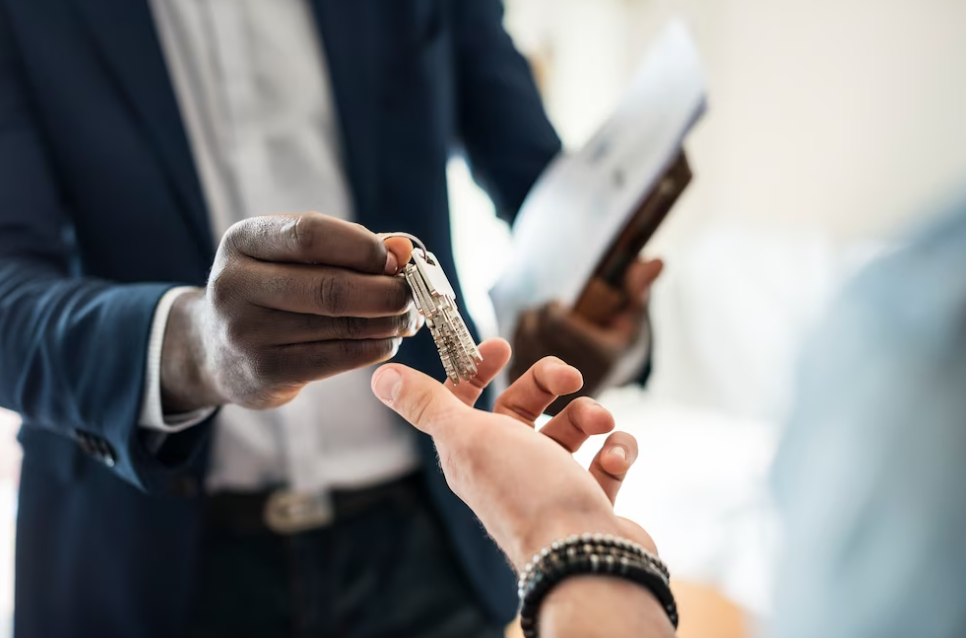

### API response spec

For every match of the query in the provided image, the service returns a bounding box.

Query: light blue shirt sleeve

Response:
[767,205,966,638]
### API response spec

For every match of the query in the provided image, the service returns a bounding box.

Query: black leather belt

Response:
[203,472,422,536]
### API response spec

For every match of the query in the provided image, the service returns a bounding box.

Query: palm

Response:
[371,337,654,568]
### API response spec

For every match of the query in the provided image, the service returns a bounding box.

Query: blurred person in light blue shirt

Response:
[768,200,966,638]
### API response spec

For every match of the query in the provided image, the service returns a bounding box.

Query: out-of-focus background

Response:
[1,0,965,635]
[448,0,966,636]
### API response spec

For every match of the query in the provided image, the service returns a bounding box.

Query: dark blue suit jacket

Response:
[0,1,562,635]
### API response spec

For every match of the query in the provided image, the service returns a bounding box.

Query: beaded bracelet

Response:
[517,533,678,638]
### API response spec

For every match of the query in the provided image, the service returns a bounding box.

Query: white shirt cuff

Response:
[138,286,217,433]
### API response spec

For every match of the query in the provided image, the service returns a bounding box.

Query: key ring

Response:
[381,232,431,264]
[385,231,482,383]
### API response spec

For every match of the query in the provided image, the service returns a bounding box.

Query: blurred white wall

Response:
[506,0,966,241]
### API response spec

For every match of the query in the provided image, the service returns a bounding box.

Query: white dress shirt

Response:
[142,0,419,494]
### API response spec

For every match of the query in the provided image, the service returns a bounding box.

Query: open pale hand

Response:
[371,338,655,570]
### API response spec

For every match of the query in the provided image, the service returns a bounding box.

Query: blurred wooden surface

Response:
[672,580,746,638]
[505,580,747,638]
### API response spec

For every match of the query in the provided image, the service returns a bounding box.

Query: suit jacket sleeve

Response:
[451,0,562,223]
[0,9,209,494]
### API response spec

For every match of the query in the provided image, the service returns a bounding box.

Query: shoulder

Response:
[847,202,966,340]
[802,200,966,393]
[775,200,966,493]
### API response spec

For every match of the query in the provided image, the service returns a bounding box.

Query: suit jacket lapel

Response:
[73,0,215,260]
[310,0,383,226]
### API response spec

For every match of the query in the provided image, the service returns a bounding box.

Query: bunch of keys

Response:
[385,233,482,384]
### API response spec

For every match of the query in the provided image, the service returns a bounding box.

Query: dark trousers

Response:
[184,475,503,638]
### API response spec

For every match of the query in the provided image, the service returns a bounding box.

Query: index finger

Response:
[226,212,390,275]
[380,235,414,274]
[494,356,583,426]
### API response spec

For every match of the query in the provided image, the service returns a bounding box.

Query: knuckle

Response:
[383,279,412,313]
[289,214,317,257]
[208,267,242,309]
[367,238,386,272]
[572,398,614,434]
[222,219,249,254]
[340,315,410,340]
[394,311,416,337]
[335,339,359,365]
[351,222,386,272]
[529,367,559,397]
[375,313,410,339]
[224,316,251,347]
[362,338,397,362]
[250,348,286,383]
[341,316,369,339]
[296,313,323,335]
[316,274,351,315]
[338,338,395,367]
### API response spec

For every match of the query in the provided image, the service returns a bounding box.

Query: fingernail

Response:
[373,368,403,404]
[385,251,399,274]
[610,446,627,461]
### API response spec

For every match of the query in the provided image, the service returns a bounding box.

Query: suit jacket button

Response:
[73,430,93,454]
[96,441,117,466]
[79,433,117,468]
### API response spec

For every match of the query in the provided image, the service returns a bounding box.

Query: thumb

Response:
[371,364,466,436]
[381,236,414,274]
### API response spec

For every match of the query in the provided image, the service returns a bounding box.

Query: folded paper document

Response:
[490,20,707,335]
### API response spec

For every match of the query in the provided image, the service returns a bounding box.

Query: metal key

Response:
[386,234,482,383]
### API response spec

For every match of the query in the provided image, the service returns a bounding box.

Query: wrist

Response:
[540,577,675,638]
[519,534,677,638]
[512,511,622,571]
[160,289,223,413]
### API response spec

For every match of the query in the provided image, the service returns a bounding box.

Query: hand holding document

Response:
[490,20,707,338]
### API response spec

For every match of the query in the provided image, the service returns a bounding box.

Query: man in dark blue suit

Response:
[0,1,659,636]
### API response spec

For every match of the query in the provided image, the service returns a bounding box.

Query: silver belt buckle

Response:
[263,489,334,535]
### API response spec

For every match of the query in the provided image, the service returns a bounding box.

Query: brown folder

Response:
[572,152,692,325]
